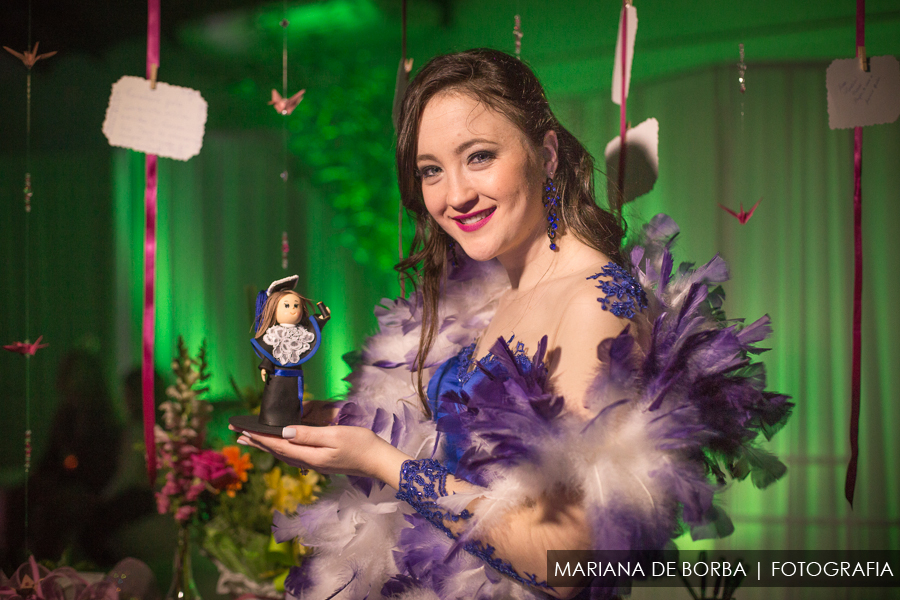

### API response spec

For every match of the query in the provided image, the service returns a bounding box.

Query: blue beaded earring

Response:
[543,178,560,250]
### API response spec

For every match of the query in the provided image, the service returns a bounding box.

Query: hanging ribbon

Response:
[845,0,866,508]
[847,127,862,507]
[845,0,865,508]
[616,1,629,216]
[143,0,160,486]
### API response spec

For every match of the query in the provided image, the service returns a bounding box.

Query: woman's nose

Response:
[446,172,479,213]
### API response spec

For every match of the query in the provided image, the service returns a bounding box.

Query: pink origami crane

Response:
[3,42,57,69]
[719,198,761,224]
[269,89,305,115]
[3,336,49,356]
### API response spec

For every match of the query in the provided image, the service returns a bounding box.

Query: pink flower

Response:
[161,480,180,496]
[185,481,206,501]
[174,505,196,522]
[190,449,237,488]
[156,492,171,514]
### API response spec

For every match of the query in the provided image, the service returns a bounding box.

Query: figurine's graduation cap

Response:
[254,275,299,332]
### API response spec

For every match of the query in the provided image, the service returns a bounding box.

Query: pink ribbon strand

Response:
[142,0,160,487]
[845,0,865,508]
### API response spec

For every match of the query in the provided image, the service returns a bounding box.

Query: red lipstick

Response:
[453,207,496,232]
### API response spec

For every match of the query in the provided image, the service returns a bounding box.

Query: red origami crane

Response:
[719,198,761,224]
[269,89,305,115]
[3,336,49,356]
[3,42,57,69]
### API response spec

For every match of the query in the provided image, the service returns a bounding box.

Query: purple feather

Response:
[372,359,405,369]
[372,407,391,436]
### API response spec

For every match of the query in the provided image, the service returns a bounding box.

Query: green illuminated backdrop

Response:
[1,0,899,584]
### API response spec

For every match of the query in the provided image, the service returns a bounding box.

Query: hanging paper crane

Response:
[3,335,49,356]
[3,41,56,69]
[269,89,305,115]
[719,198,762,224]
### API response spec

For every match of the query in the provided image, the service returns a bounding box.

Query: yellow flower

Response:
[264,466,321,514]
[221,445,253,497]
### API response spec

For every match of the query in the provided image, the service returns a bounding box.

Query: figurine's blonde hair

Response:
[254,290,314,338]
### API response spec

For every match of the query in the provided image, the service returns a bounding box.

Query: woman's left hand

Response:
[233,424,410,487]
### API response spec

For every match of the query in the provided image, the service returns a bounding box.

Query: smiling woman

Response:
[234,49,792,600]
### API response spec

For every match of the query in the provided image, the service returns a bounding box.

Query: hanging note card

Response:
[611,4,638,106]
[826,55,900,129]
[102,76,208,160]
[604,117,659,204]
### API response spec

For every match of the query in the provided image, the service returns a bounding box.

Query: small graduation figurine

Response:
[229,275,330,435]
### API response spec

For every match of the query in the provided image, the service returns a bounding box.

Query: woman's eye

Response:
[468,151,495,165]
[417,165,441,179]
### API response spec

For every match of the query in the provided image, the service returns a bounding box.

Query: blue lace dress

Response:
[397,262,652,589]
[427,338,535,476]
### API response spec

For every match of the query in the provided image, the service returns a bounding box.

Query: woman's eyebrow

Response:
[416,138,495,163]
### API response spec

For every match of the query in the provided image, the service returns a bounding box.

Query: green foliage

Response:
[203,462,277,580]
[286,48,404,271]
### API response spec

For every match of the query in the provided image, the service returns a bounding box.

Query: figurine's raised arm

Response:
[314,301,331,330]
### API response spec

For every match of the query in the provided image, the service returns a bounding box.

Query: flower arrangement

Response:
[155,338,241,522]
[154,337,323,596]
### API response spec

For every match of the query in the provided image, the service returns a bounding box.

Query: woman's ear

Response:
[542,130,559,179]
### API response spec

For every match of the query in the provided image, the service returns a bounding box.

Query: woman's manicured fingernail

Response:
[237,438,249,446]
[282,427,296,439]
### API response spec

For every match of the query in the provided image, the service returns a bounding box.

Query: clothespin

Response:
[149,63,158,89]
[857,46,869,72]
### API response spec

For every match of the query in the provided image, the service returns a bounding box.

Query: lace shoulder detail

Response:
[586,261,648,319]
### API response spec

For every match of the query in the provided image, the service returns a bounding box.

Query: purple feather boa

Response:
[274,214,792,600]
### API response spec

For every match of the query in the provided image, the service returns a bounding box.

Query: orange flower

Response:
[221,446,253,497]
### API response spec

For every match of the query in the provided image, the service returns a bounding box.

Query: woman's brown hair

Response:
[254,290,315,338]
[395,48,625,416]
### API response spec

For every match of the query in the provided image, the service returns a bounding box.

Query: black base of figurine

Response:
[229,414,292,436]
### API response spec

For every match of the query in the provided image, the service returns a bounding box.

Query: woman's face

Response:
[416,92,554,264]
[274,293,303,325]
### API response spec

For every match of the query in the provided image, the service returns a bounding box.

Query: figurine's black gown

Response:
[252,314,327,426]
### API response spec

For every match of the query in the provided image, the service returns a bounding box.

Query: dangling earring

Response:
[543,177,560,250]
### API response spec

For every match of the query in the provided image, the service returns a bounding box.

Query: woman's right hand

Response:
[261,370,267,382]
